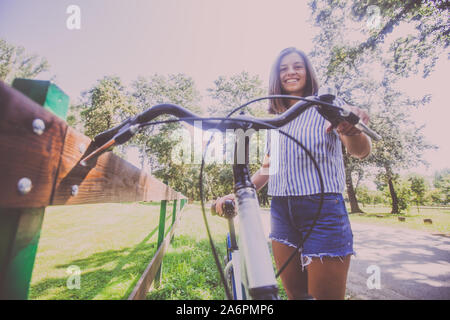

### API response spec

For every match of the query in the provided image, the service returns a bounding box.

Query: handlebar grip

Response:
[210,199,236,218]
[93,118,134,147]
[355,121,382,141]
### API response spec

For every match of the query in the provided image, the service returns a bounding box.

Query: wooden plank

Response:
[0,81,67,208]
[127,202,185,300]
[0,207,45,299]
[51,127,185,205]
[0,81,187,208]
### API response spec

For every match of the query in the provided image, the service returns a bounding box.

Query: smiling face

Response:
[279,52,307,96]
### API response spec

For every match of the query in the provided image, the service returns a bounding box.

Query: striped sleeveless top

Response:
[265,103,346,196]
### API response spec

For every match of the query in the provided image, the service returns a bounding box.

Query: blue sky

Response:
[0,0,315,98]
[0,0,448,175]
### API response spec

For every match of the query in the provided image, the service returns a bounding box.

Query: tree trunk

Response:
[346,169,364,213]
[385,166,399,214]
[343,151,363,213]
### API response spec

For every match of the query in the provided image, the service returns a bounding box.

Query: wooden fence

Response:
[0,79,187,300]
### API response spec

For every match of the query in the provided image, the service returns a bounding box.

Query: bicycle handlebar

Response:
[81,94,381,165]
[92,97,315,147]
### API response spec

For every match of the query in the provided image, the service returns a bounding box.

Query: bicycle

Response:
[80,88,381,300]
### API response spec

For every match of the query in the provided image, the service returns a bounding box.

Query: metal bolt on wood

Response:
[71,185,79,196]
[32,119,45,135]
[17,177,32,195]
[78,143,86,154]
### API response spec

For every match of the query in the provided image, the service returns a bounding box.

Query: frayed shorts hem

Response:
[270,236,356,270]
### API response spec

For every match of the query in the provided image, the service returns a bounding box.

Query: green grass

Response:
[146,204,288,299]
[30,202,175,300]
[29,202,288,300]
[145,204,229,299]
[348,205,450,235]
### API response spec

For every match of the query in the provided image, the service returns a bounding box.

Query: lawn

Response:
[30,202,287,300]
[30,201,176,300]
[145,204,288,300]
[348,205,450,235]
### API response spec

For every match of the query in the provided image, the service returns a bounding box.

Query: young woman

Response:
[215,47,371,300]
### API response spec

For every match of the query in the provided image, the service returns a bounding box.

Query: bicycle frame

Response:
[226,131,279,300]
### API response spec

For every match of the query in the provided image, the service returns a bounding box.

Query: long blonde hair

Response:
[268,47,319,114]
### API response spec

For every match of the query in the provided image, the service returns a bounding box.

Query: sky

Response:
[0,0,448,177]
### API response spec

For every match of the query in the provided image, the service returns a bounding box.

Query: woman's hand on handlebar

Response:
[215,194,235,217]
[326,105,370,136]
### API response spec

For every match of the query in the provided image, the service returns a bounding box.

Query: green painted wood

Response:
[154,200,167,288]
[12,78,69,120]
[0,79,69,299]
[0,208,45,299]
[171,200,178,226]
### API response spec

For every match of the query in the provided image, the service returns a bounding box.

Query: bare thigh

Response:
[307,255,351,300]
[271,240,308,300]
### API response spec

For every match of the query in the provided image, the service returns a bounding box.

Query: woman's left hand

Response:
[326,106,369,136]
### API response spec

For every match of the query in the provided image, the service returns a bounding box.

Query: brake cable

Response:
[196,115,324,288]
[136,96,325,299]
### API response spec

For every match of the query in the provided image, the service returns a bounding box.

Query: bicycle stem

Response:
[232,132,279,300]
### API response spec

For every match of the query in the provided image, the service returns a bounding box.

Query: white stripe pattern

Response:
[265,103,346,196]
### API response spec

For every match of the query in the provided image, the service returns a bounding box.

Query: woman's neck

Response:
[287,93,304,109]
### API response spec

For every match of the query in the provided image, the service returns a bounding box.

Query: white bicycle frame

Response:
[222,132,279,300]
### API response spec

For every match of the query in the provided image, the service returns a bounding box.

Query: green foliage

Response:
[356,185,386,206]
[308,0,442,214]
[0,38,50,83]
[383,178,412,212]
[205,71,268,201]
[408,174,428,207]
[207,71,268,117]
[131,73,202,194]
[311,0,448,79]
[80,76,137,139]
[355,185,371,206]
[433,168,450,204]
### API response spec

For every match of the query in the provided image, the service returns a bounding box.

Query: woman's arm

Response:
[252,154,270,191]
[339,132,372,159]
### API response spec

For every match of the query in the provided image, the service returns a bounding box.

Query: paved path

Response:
[347,222,450,300]
[259,210,450,300]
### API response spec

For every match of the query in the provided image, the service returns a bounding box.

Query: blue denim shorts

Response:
[269,194,355,266]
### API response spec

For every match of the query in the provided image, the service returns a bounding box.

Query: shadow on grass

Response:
[30,222,164,300]
[146,235,227,300]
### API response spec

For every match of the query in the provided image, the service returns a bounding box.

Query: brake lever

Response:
[315,88,381,141]
[316,104,381,141]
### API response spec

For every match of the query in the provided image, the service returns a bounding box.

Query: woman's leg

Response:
[307,255,351,300]
[271,240,309,300]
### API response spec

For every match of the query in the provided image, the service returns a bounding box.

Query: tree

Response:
[408,174,428,211]
[131,74,203,198]
[207,71,268,117]
[433,168,450,204]
[383,177,412,213]
[310,0,448,79]
[0,38,50,83]
[80,75,137,139]
[308,0,441,213]
[207,72,268,202]
[356,185,371,207]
